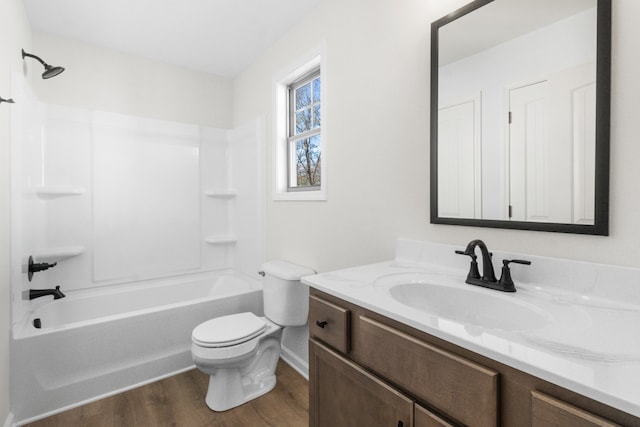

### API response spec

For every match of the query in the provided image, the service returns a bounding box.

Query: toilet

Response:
[191,260,314,411]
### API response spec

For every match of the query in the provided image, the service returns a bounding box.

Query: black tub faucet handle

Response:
[27,255,57,282]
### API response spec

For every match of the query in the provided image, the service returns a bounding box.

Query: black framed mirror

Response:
[430,0,611,235]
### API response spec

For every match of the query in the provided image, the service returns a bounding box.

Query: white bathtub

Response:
[11,270,263,425]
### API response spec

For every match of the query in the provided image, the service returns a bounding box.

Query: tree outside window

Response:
[288,71,321,190]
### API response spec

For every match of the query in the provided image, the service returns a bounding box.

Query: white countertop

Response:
[302,240,640,418]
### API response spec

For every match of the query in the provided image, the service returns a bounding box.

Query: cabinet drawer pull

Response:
[316,320,328,328]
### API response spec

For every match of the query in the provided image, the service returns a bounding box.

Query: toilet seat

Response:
[192,312,266,348]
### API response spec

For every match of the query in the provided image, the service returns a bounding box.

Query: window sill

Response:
[273,189,326,201]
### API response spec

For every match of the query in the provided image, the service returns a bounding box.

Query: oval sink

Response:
[389,282,549,332]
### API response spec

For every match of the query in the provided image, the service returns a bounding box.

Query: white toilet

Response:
[191,260,314,411]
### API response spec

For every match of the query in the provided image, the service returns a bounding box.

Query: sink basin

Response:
[389,282,549,332]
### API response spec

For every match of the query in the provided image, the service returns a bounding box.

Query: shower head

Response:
[21,49,65,79]
[0,96,15,104]
[42,64,65,79]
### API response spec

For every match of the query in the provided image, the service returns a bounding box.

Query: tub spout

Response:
[29,285,65,300]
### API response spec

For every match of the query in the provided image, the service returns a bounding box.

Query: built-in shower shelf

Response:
[205,236,237,245]
[34,185,86,199]
[205,190,237,199]
[33,245,85,262]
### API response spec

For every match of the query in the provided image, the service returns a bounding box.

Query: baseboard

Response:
[280,347,309,380]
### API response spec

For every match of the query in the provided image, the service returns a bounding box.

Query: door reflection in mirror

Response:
[434,0,605,231]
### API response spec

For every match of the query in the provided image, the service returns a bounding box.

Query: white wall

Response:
[31,32,233,129]
[234,0,436,271]
[234,0,640,272]
[0,0,32,422]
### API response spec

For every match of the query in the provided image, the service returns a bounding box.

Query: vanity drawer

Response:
[309,295,351,353]
[531,391,621,427]
[356,316,499,427]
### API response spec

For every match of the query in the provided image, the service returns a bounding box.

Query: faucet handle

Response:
[498,259,531,292]
[504,259,531,266]
[28,255,57,282]
[455,250,481,280]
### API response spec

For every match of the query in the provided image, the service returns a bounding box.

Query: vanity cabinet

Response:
[309,289,639,427]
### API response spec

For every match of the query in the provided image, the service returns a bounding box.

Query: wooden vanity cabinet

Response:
[309,289,640,427]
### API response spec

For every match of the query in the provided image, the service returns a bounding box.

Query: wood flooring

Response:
[25,360,308,427]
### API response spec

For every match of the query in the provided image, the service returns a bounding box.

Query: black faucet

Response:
[456,240,530,292]
[29,286,65,300]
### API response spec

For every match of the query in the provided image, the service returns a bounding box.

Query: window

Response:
[273,44,326,201]
[288,70,321,191]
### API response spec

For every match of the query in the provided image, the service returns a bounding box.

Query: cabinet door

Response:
[531,391,621,427]
[310,339,413,427]
[415,404,458,427]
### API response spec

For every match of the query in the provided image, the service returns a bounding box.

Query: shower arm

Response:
[21,49,49,67]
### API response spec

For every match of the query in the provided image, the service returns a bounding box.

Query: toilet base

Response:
[202,336,281,411]
[205,368,277,412]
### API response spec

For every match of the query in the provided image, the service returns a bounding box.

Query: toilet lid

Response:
[192,312,267,348]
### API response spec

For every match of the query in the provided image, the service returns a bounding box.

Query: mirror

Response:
[430,0,611,235]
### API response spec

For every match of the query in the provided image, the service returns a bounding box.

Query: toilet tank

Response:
[261,260,315,326]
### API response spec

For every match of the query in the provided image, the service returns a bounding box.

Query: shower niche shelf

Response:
[205,236,237,245]
[204,190,237,199]
[33,245,85,262]
[34,185,86,199]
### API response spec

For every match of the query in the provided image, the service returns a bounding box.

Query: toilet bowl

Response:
[191,261,314,411]
[191,312,283,411]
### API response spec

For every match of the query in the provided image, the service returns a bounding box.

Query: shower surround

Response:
[9,73,266,423]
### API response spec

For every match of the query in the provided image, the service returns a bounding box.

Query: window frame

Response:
[272,44,326,201]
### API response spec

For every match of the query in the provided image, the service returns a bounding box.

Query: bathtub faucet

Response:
[28,255,57,281]
[29,285,65,300]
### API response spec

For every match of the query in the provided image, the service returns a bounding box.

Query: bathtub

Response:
[11,270,263,425]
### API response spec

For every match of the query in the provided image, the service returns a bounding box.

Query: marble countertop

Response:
[302,240,640,418]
